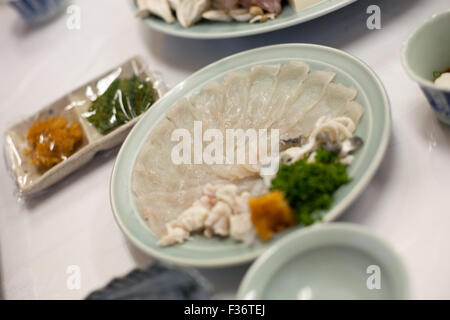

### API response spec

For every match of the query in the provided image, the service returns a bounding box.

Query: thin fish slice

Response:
[137,186,204,237]
[343,100,364,125]
[189,81,224,130]
[295,82,358,136]
[263,61,310,128]
[222,70,250,129]
[133,119,177,195]
[243,64,280,129]
[166,98,199,131]
[271,70,336,135]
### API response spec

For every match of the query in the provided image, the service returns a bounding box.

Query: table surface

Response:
[1,0,449,300]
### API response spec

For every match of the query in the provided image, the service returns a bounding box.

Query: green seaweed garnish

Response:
[270,147,350,226]
[85,75,155,134]
[433,71,443,81]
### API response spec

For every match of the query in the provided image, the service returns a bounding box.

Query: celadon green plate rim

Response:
[110,43,391,268]
[129,0,358,39]
[237,223,409,299]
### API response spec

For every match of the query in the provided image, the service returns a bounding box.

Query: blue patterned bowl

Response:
[402,10,450,125]
[8,0,69,25]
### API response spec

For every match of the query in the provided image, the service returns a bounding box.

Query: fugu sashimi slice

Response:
[166,97,200,131]
[189,81,224,129]
[271,70,335,135]
[176,162,224,188]
[222,70,250,129]
[292,82,358,137]
[211,164,258,181]
[132,166,180,195]
[133,119,175,174]
[243,64,280,129]
[343,100,364,126]
[263,61,310,128]
[137,187,204,237]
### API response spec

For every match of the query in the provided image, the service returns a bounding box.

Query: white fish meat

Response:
[177,0,211,28]
[136,0,175,24]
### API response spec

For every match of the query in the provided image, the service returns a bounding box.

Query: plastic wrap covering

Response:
[4,56,167,196]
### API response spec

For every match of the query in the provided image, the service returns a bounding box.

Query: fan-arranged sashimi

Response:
[132,60,365,246]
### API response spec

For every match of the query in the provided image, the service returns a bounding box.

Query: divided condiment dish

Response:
[4,56,166,195]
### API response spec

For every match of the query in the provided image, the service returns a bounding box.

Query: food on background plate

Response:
[84,75,156,135]
[135,0,323,28]
[25,117,83,171]
[433,67,450,90]
[132,60,364,247]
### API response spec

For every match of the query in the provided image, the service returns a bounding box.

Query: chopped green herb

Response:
[85,75,155,134]
[433,71,443,81]
[270,147,350,226]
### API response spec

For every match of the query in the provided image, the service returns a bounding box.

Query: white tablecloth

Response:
[1,0,449,300]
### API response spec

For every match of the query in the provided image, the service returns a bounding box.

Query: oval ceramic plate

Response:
[111,44,391,267]
[130,0,358,39]
[237,223,409,299]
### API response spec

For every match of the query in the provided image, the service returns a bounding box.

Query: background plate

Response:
[110,44,391,267]
[130,0,358,39]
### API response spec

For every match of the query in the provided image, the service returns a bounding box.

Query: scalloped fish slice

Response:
[166,98,200,130]
[189,81,224,129]
[243,64,280,129]
[137,187,204,237]
[212,163,258,181]
[222,70,250,129]
[344,100,364,125]
[133,119,178,195]
[133,119,175,173]
[271,70,335,135]
[263,61,310,128]
[289,82,359,137]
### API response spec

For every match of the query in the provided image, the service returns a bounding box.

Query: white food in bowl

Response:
[434,72,450,90]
